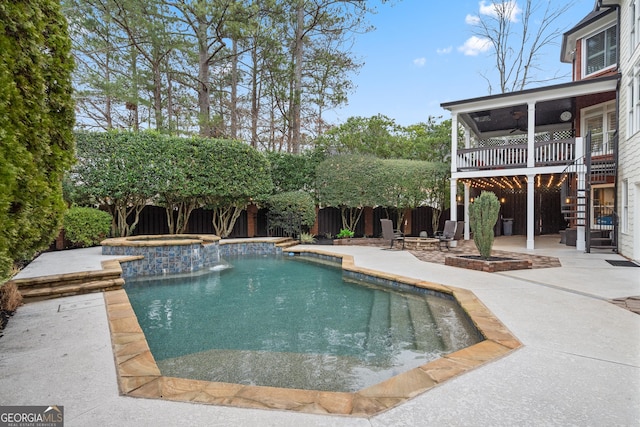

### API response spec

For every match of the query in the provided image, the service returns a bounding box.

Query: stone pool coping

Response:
[101,234,221,247]
[104,247,521,417]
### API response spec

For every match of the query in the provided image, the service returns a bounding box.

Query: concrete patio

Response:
[1,235,639,426]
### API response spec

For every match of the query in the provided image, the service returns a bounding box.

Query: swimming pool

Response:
[125,254,480,392]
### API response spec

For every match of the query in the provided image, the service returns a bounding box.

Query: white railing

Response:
[534,139,575,166]
[457,138,576,171]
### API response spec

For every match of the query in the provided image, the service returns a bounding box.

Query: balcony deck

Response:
[457,138,576,171]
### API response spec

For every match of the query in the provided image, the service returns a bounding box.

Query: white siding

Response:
[617,0,640,261]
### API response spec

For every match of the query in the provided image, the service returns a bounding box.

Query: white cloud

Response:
[465,14,480,25]
[458,36,491,56]
[479,0,521,23]
[437,46,453,55]
[413,57,427,67]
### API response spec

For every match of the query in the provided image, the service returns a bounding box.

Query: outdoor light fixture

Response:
[472,111,491,122]
[560,111,573,122]
[500,197,506,203]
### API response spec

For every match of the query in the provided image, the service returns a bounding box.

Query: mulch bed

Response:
[0,309,14,337]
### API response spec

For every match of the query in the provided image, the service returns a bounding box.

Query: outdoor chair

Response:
[380,219,405,249]
[435,220,458,251]
[455,221,465,240]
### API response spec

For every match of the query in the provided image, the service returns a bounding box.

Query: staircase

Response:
[560,131,617,252]
[275,237,299,249]
[10,262,125,302]
[365,292,448,355]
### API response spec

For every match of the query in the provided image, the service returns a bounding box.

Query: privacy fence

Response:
[122,195,566,239]
[128,205,457,239]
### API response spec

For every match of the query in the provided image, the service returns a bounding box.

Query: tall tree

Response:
[0,0,76,279]
[64,0,381,144]
[283,0,373,153]
[469,0,574,93]
[166,0,247,137]
[110,0,179,131]
[315,114,404,158]
[64,0,125,130]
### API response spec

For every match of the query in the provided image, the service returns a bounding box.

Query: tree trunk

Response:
[197,20,212,137]
[130,46,139,131]
[230,38,238,140]
[211,205,243,238]
[250,44,259,148]
[152,59,163,131]
[290,2,304,153]
[166,66,173,134]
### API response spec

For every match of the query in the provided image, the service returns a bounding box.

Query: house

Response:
[441,0,639,263]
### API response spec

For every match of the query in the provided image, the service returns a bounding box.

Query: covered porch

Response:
[441,75,618,250]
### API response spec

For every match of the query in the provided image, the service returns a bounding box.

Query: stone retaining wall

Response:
[445,256,532,272]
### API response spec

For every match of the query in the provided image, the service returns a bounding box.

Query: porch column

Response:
[450,112,459,223]
[450,178,458,221]
[527,173,535,250]
[464,182,470,240]
[527,102,536,168]
[451,113,458,174]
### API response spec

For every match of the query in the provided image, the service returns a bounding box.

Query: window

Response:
[632,1,637,53]
[583,103,616,155]
[592,185,615,229]
[585,25,617,76]
[628,78,634,136]
[632,1,640,53]
[628,65,640,135]
[622,179,629,233]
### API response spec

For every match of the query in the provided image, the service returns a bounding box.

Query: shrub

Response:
[267,191,316,237]
[0,282,22,313]
[336,229,354,239]
[469,191,500,259]
[63,207,112,248]
[0,0,75,281]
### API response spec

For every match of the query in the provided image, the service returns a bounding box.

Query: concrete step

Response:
[590,245,616,250]
[19,278,125,302]
[9,260,125,302]
[366,290,390,353]
[13,269,122,290]
[406,297,441,352]
[275,238,299,249]
[389,293,414,348]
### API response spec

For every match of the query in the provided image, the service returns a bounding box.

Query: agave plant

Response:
[298,232,317,244]
[469,191,500,259]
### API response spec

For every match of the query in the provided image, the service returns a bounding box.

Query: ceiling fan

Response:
[510,110,526,133]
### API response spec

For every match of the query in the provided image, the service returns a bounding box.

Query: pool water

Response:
[125,255,480,392]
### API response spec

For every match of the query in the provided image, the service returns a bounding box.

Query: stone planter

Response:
[445,255,532,273]
[332,237,386,246]
[313,238,334,245]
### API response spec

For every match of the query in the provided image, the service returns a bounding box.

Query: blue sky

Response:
[325,0,595,126]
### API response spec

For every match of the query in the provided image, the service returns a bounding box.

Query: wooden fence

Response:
[124,191,565,239]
